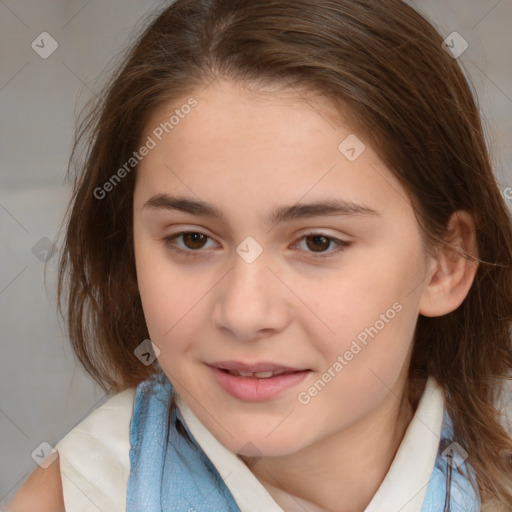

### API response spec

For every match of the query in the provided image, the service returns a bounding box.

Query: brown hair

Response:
[58,0,512,506]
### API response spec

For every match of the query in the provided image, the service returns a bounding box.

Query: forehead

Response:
[134,79,411,221]
[143,79,344,146]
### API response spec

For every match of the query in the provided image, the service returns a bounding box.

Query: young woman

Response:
[9,0,512,510]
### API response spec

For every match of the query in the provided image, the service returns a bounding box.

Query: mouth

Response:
[207,361,311,401]
[209,360,308,373]
[221,368,294,378]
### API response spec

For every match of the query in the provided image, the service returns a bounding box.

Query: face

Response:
[133,79,433,457]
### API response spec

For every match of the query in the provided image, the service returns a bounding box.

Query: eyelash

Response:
[162,231,351,259]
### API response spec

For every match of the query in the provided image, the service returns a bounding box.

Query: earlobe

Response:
[419,211,479,318]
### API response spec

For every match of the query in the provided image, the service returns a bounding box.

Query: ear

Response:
[419,211,479,317]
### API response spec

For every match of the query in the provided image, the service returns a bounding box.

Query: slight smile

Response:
[207,361,312,402]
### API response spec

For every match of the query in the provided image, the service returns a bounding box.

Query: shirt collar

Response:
[364,376,445,512]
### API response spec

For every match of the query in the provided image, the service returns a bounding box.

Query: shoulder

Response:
[8,387,136,512]
[7,456,64,512]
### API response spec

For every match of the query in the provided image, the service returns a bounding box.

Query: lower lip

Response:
[209,366,311,402]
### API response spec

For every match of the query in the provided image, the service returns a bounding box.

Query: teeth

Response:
[227,369,287,378]
[254,371,275,378]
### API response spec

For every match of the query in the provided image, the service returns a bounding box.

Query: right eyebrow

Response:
[143,194,226,221]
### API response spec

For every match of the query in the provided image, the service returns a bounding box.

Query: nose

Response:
[212,251,290,342]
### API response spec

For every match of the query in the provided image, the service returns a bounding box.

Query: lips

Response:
[209,361,307,373]
[208,361,311,401]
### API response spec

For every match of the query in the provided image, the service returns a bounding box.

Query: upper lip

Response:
[209,361,308,373]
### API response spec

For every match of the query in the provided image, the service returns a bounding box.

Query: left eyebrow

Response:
[269,199,380,224]
[142,194,380,226]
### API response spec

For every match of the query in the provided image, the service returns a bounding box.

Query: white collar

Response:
[364,376,445,511]
[176,376,445,512]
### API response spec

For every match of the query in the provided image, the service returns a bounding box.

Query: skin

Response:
[132,79,477,511]
[8,456,64,511]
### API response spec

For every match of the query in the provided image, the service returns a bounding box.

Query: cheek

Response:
[298,284,416,433]
[134,239,213,361]
[312,264,403,341]
[134,237,180,338]
[308,243,423,378]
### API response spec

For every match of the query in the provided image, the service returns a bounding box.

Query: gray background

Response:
[1,0,511,503]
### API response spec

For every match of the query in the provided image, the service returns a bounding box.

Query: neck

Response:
[243,377,419,512]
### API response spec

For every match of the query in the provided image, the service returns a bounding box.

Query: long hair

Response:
[58,0,512,506]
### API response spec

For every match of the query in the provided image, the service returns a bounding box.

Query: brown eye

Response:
[163,230,219,257]
[294,232,350,258]
[305,234,331,252]
[182,232,208,249]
